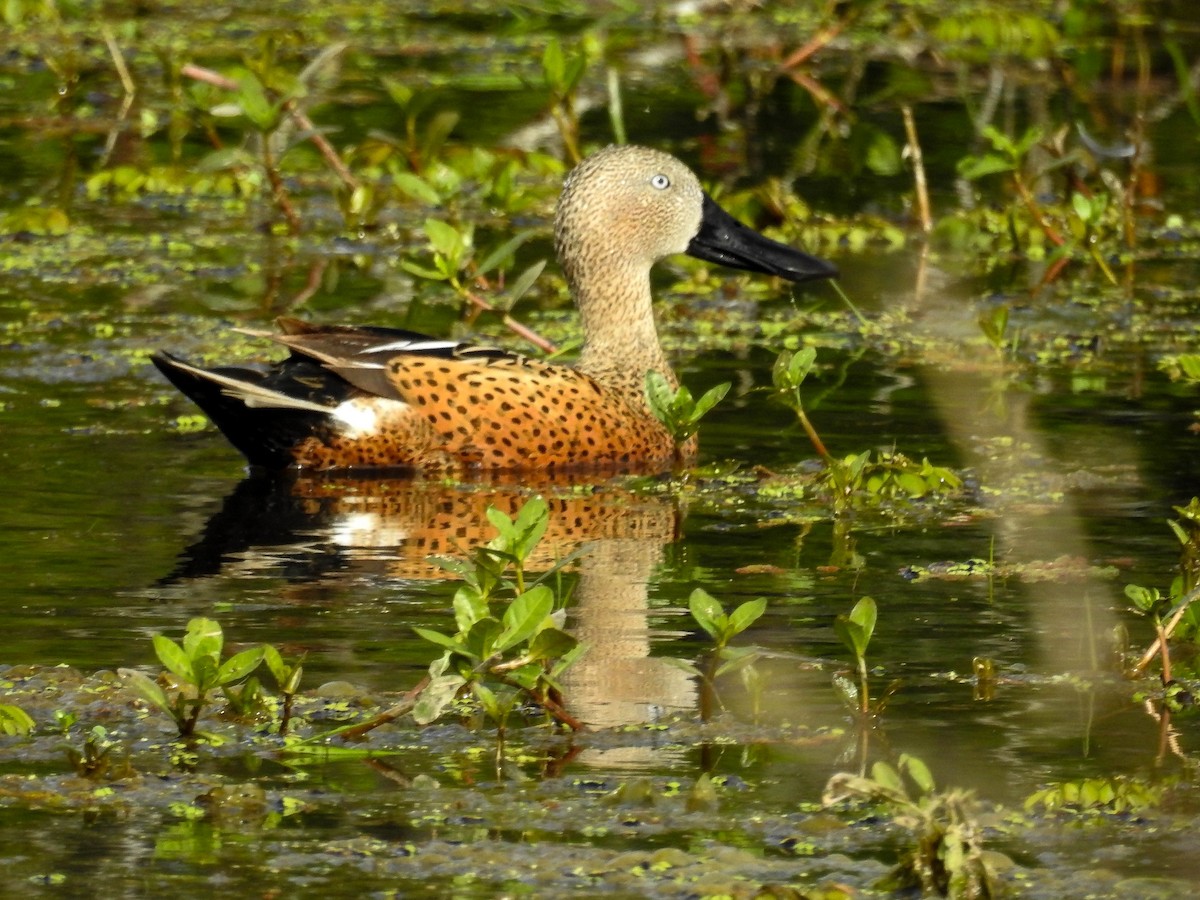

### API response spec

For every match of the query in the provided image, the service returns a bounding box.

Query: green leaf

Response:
[485,505,517,547]
[412,674,466,725]
[152,635,195,684]
[262,645,286,684]
[380,75,413,108]
[424,218,467,262]
[727,597,767,637]
[714,645,761,679]
[414,626,463,653]
[0,704,35,736]
[182,618,223,661]
[660,657,704,679]
[956,153,1014,180]
[472,681,502,720]
[870,761,905,795]
[121,668,175,717]
[393,172,442,205]
[420,109,459,161]
[216,646,266,686]
[511,497,549,562]
[399,260,450,281]
[549,638,588,678]
[1071,191,1093,222]
[864,128,901,176]
[505,259,547,306]
[833,615,864,660]
[528,627,578,662]
[848,596,877,645]
[453,586,489,633]
[235,75,279,131]
[899,753,935,794]
[464,617,503,661]
[688,588,725,640]
[476,231,533,277]
[644,370,678,430]
[1124,584,1159,613]
[497,585,554,652]
[773,347,816,394]
[503,661,543,690]
[542,39,565,88]
[690,381,731,422]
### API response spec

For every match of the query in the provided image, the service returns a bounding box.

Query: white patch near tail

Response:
[331,397,382,436]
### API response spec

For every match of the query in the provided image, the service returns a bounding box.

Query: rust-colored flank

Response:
[153,145,836,474]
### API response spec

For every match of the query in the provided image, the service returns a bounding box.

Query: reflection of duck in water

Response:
[161,473,679,583]
[161,474,695,734]
[152,145,835,474]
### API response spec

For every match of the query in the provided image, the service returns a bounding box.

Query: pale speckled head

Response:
[554,145,707,277]
[554,144,838,289]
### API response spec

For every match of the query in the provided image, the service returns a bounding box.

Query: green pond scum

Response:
[4,0,1200,897]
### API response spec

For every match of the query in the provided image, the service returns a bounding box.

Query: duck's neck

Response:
[572,266,677,399]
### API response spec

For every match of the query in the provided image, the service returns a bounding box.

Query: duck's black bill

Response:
[686,193,838,283]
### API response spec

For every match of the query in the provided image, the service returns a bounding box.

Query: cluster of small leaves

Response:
[400,217,544,305]
[824,755,999,899]
[0,703,36,736]
[64,725,128,778]
[827,450,963,503]
[120,617,301,737]
[1025,776,1163,815]
[645,370,731,461]
[413,497,585,730]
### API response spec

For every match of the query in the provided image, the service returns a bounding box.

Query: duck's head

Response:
[554,144,838,286]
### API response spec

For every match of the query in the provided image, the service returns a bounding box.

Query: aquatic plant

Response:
[1126,498,1200,682]
[412,497,585,732]
[667,588,768,719]
[63,725,129,778]
[121,617,266,738]
[824,754,999,899]
[1025,774,1163,815]
[833,595,877,718]
[262,646,304,735]
[644,372,731,468]
[772,348,963,506]
[322,498,586,749]
[0,703,35,736]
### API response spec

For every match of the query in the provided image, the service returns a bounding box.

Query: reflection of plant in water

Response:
[824,754,1000,899]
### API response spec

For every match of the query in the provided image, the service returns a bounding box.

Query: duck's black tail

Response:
[151,352,348,468]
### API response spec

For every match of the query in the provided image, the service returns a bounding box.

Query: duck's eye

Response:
[649,173,670,190]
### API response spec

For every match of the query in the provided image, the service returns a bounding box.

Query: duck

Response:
[152,144,837,474]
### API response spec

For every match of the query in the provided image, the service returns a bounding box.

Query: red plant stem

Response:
[464,290,558,355]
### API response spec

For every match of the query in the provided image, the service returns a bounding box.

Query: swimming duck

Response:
[152,145,836,473]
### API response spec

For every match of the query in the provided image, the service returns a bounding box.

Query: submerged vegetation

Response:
[4,0,1200,896]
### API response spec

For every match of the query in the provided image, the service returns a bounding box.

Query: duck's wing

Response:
[253,317,515,403]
